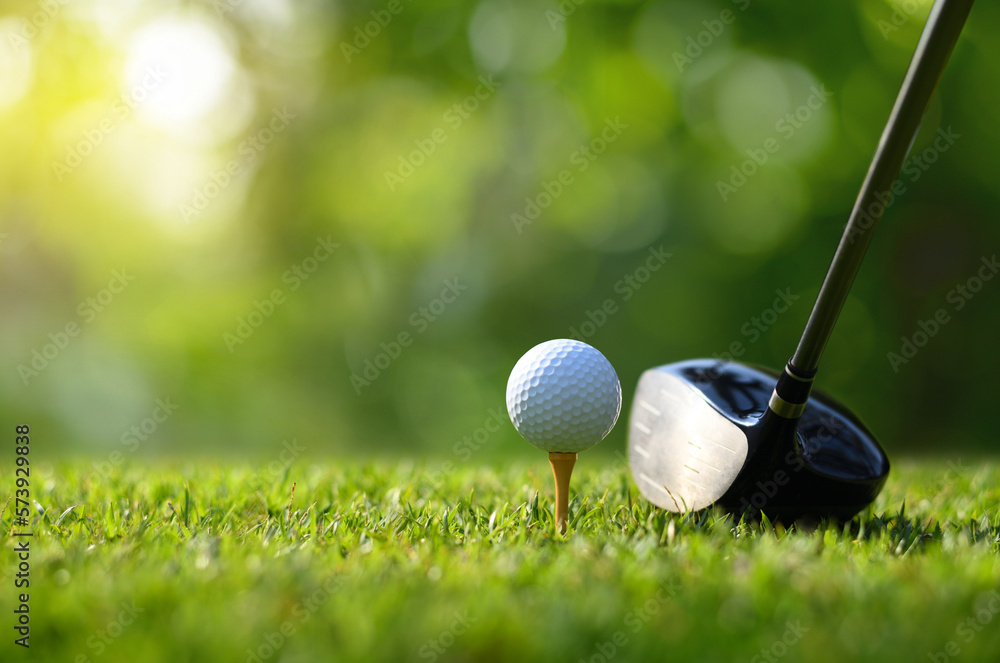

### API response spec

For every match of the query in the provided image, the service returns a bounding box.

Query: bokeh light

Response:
[0,18,33,111]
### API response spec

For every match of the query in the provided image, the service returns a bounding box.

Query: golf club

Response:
[628,0,975,519]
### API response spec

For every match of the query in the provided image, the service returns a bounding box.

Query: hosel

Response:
[717,362,815,513]
[767,361,817,421]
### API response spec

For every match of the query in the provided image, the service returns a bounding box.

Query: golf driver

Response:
[628,0,975,519]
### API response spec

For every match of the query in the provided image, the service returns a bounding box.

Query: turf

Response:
[2,458,999,663]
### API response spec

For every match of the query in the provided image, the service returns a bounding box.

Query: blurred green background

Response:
[1,0,997,465]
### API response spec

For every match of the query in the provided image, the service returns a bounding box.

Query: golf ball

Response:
[506,339,622,453]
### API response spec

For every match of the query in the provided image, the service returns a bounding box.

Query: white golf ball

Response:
[506,339,622,453]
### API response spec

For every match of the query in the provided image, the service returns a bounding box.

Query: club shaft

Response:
[790,0,974,375]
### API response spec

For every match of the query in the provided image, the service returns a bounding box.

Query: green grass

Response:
[3,458,1000,662]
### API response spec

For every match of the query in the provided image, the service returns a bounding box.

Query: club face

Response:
[628,363,751,511]
[628,359,890,519]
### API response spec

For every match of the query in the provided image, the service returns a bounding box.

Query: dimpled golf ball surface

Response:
[506,339,622,453]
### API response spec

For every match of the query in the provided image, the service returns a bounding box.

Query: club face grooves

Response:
[628,363,750,512]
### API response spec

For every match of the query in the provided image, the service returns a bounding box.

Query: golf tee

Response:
[548,452,577,534]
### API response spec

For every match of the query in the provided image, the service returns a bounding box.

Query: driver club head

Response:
[628,359,889,520]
